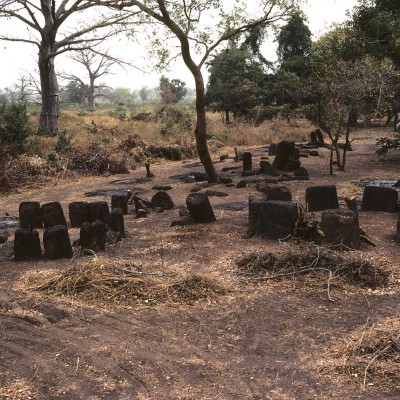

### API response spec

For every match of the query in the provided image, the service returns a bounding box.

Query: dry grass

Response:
[0,377,35,400]
[207,114,313,148]
[236,246,389,290]
[328,318,400,389]
[31,258,227,308]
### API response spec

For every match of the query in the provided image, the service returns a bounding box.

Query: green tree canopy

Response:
[206,46,266,122]
[159,76,188,104]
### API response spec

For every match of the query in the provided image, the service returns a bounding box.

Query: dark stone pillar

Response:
[41,201,67,228]
[151,191,174,210]
[88,201,110,225]
[248,194,266,236]
[361,186,398,212]
[43,225,73,259]
[110,208,125,237]
[14,228,41,261]
[69,201,90,228]
[79,220,107,251]
[186,193,216,223]
[242,152,252,172]
[257,200,298,239]
[111,194,128,215]
[305,185,339,212]
[19,201,43,229]
[321,209,361,249]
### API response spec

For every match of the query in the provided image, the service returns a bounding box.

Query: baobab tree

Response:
[63,49,130,111]
[98,0,298,182]
[0,0,130,135]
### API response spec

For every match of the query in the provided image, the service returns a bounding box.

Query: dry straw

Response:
[32,258,226,308]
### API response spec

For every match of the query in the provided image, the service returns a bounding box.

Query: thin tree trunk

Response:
[88,77,95,111]
[340,112,352,171]
[193,72,219,183]
[225,110,230,124]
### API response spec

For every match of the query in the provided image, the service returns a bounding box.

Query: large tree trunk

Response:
[38,34,59,136]
[193,71,219,183]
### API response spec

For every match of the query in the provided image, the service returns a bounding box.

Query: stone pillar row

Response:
[14,195,129,261]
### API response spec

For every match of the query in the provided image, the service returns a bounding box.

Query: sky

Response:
[0,0,358,92]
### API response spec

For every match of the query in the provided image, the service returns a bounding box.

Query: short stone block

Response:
[256,183,292,201]
[321,209,361,249]
[186,193,216,223]
[151,191,174,210]
[306,185,339,212]
[259,161,279,176]
[69,201,90,228]
[248,194,266,235]
[19,201,43,229]
[42,201,67,228]
[80,220,107,251]
[14,228,41,261]
[361,186,398,213]
[43,225,73,259]
[242,152,252,172]
[110,208,125,237]
[88,201,110,225]
[111,194,128,215]
[257,200,298,239]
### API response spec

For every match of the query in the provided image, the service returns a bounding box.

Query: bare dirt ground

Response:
[0,127,399,399]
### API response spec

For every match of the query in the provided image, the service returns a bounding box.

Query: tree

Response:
[100,0,297,183]
[139,86,150,102]
[206,46,266,123]
[0,1,130,135]
[159,76,188,104]
[276,11,312,77]
[4,75,37,103]
[63,49,128,111]
[109,87,136,105]
[60,81,87,104]
[310,28,398,174]
[351,0,400,126]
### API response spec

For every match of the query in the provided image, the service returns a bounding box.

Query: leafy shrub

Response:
[376,134,400,156]
[0,102,32,154]
[109,103,127,121]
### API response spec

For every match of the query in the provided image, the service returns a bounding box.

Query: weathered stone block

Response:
[42,201,67,228]
[14,228,41,261]
[69,201,90,228]
[19,201,43,229]
[257,200,298,239]
[111,194,128,215]
[110,208,125,237]
[256,183,292,201]
[321,209,361,249]
[361,186,398,213]
[305,185,339,212]
[43,225,73,259]
[186,193,216,223]
[248,194,266,236]
[88,201,110,225]
[243,152,252,172]
[151,191,174,210]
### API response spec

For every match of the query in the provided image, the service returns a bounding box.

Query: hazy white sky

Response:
[0,0,357,91]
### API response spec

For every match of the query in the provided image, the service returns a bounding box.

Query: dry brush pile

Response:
[328,318,400,389]
[31,259,226,308]
[236,246,389,298]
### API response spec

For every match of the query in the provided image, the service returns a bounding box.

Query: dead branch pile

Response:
[67,143,129,175]
[236,246,388,289]
[331,318,400,388]
[33,260,226,307]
